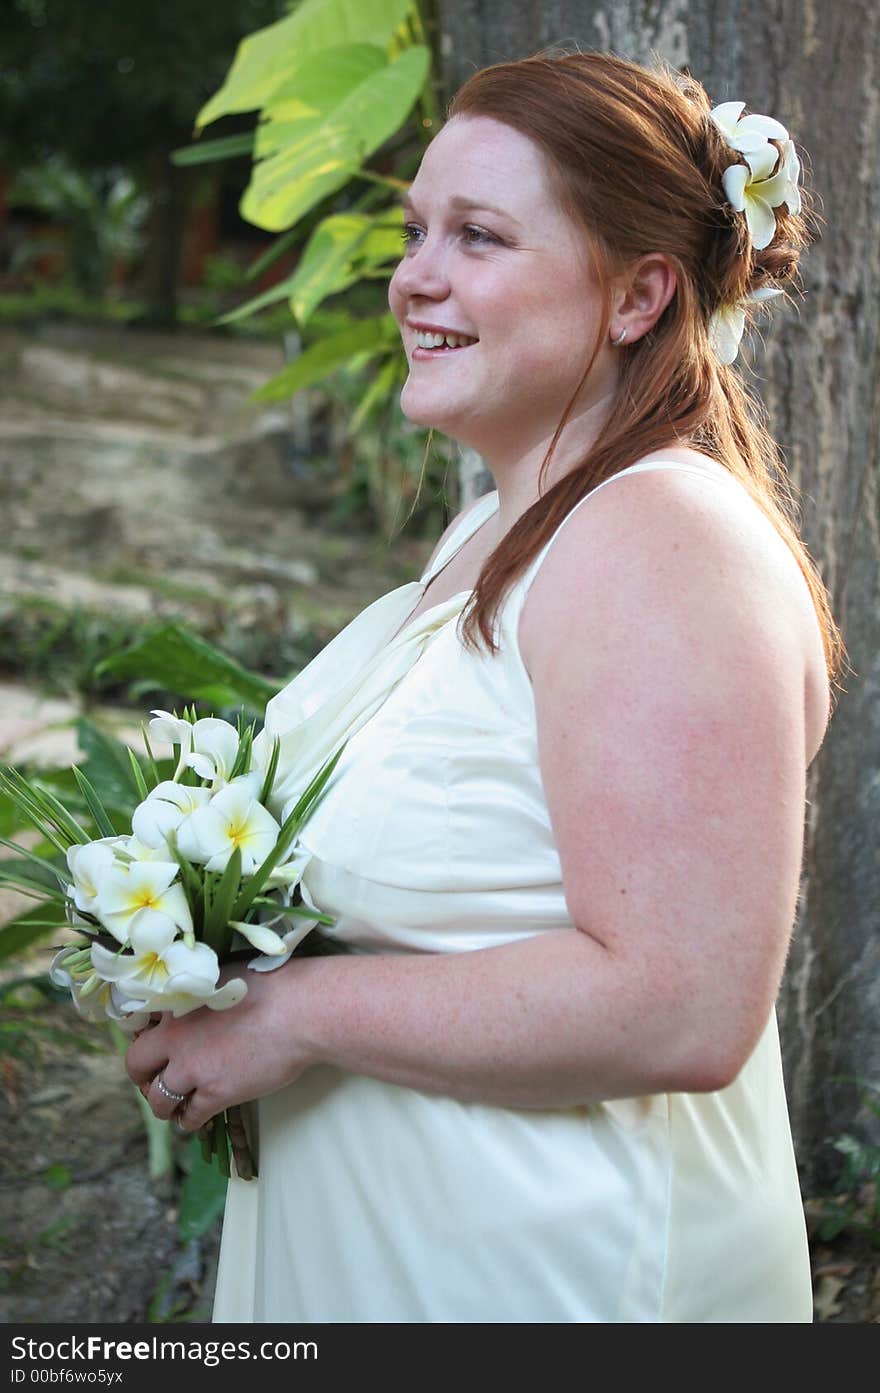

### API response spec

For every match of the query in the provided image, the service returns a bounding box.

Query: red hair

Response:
[441,50,844,688]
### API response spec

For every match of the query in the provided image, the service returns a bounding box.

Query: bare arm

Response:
[129,472,816,1125]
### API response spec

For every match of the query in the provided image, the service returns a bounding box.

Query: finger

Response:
[148,1072,192,1122]
[125,1023,171,1089]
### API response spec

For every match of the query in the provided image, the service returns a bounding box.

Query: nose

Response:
[389,234,451,307]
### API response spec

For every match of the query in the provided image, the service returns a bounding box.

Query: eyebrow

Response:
[400,193,523,228]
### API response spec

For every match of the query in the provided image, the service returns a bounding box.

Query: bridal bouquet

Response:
[0,708,343,1180]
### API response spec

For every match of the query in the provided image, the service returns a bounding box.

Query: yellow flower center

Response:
[227,819,248,848]
[142,952,168,983]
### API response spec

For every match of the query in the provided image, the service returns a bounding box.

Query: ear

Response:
[609,255,678,345]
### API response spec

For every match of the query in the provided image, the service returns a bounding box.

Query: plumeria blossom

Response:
[247,877,324,973]
[709,285,784,365]
[131,780,212,851]
[90,909,243,1014]
[66,839,125,915]
[176,779,281,875]
[91,914,246,1017]
[710,101,789,155]
[721,162,786,250]
[710,101,798,250]
[91,858,193,943]
[149,710,241,788]
[50,944,150,1033]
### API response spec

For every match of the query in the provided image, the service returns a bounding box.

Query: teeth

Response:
[414,330,476,350]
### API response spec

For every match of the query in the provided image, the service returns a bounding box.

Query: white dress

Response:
[212,458,814,1323]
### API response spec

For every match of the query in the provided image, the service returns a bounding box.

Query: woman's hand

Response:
[125,958,321,1132]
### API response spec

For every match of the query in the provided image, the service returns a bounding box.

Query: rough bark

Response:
[434,0,880,1183]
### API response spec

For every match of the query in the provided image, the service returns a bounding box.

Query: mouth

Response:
[411,329,479,354]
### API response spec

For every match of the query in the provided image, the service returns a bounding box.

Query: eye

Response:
[401,224,425,249]
[462,225,498,247]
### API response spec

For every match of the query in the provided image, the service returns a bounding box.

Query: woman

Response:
[127,51,842,1322]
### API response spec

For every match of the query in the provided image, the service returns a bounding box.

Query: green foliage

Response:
[194,0,416,128]
[180,0,437,477]
[177,1142,229,1241]
[812,1080,880,1246]
[94,622,282,714]
[8,155,148,300]
[253,312,401,400]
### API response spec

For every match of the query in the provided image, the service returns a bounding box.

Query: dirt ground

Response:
[0,1004,221,1325]
[0,994,877,1326]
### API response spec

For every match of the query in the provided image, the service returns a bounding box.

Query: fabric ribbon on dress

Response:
[252,584,469,821]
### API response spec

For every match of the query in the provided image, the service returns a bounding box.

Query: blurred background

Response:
[0,0,877,1324]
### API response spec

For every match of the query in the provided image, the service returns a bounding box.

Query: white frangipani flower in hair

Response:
[721,162,788,250]
[710,101,799,251]
[709,101,789,153]
[709,285,784,365]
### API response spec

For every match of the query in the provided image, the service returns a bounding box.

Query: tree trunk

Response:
[434,0,880,1185]
[139,144,192,327]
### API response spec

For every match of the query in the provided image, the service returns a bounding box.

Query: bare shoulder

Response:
[519,453,830,766]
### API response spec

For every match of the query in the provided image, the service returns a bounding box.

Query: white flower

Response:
[175,780,280,875]
[66,840,123,915]
[246,878,323,973]
[148,710,241,789]
[760,138,801,216]
[92,859,193,943]
[710,101,789,153]
[181,719,241,787]
[49,943,90,990]
[709,303,747,365]
[131,781,212,850]
[709,285,783,365]
[710,101,797,250]
[50,944,151,1032]
[92,917,247,1018]
[229,919,289,956]
[722,162,787,250]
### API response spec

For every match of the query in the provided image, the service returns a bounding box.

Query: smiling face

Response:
[388,115,618,462]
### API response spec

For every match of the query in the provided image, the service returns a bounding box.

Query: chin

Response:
[399,388,452,434]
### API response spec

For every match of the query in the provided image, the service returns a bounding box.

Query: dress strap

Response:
[420,491,500,586]
[516,458,738,598]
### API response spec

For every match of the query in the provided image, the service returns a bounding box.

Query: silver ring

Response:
[613,327,627,346]
[155,1074,188,1105]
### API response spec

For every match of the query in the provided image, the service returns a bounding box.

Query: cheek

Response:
[387,266,405,321]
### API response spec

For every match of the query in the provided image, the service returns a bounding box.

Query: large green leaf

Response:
[217,204,403,329]
[94,624,280,716]
[241,46,429,231]
[254,46,386,157]
[252,314,399,400]
[195,0,414,129]
[287,208,404,324]
[177,1142,229,1240]
[75,719,143,818]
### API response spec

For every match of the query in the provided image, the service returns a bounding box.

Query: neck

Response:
[476,389,617,536]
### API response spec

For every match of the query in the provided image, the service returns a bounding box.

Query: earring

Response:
[612,327,627,346]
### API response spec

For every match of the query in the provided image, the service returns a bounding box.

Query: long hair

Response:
[442,51,844,688]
